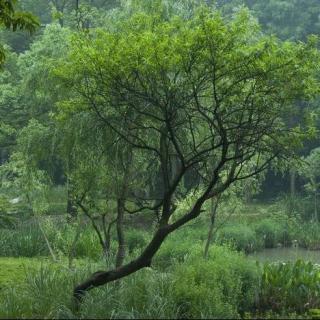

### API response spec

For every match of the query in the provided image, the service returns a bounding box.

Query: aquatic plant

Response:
[258,260,320,313]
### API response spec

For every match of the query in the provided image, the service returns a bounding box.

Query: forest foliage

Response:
[1,0,320,319]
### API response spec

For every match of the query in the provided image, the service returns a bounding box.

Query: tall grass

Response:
[1,229,319,318]
[0,245,259,319]
[0,219,104,259]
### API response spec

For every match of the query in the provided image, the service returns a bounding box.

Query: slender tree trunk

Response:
[67,179,77,220]
[52,0,65,26]
[115,197,126,268]
[290,169,296,198]
[0,148,5,164]
[204,196,220,259]
[102,214,111,257]
[314,190,318,222]
[37,218,57,262]
[78,203,111,260]
[289,169,296,215]
[114,144,133,268]
[244,182,251,204]
[68,217,85,269]
[26,192,57,262]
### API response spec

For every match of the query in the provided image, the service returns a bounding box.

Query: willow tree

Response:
[56,7,320,301]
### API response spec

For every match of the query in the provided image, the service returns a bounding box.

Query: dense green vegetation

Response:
[1,0,320,319]
[2,199,320,318]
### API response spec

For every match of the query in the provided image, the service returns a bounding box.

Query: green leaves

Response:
[53,4,320,224]
[0,0,39,65]
[0,0,39,32]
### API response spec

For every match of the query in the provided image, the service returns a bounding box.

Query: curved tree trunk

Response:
[73,225,170,303]
[73,194,206,307]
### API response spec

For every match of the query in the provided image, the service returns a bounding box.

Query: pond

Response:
[249,247,320,264]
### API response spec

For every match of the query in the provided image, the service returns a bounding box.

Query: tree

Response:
[299,148,320,222]
[0,120,57,260]
[0,23,71,177]
[55,5,320,302]
[0,18,137,266]
[0,0,39,64]
[247,0,320,41]
[0,0,39,226]
[0,0,40,161]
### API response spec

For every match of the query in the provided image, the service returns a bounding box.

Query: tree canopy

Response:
[51,6,320,298]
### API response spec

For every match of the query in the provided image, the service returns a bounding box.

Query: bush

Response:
[216,224,262,253]
[253,212,304,248]
[0,258,177,319]
[53,223,102,260]
[296,222,320,250]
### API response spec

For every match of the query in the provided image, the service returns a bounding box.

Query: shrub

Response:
[0,263,75,319]
[171,245,259,318]
[254,219,281,248]
[153,229,204,270]
[216,224,262,253]
[0,259,177,319]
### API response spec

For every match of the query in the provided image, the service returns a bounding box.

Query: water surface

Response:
[249,247,320,264]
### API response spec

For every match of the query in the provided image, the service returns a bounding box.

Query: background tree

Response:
[299,148,320,222]
[0,0,39,64]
